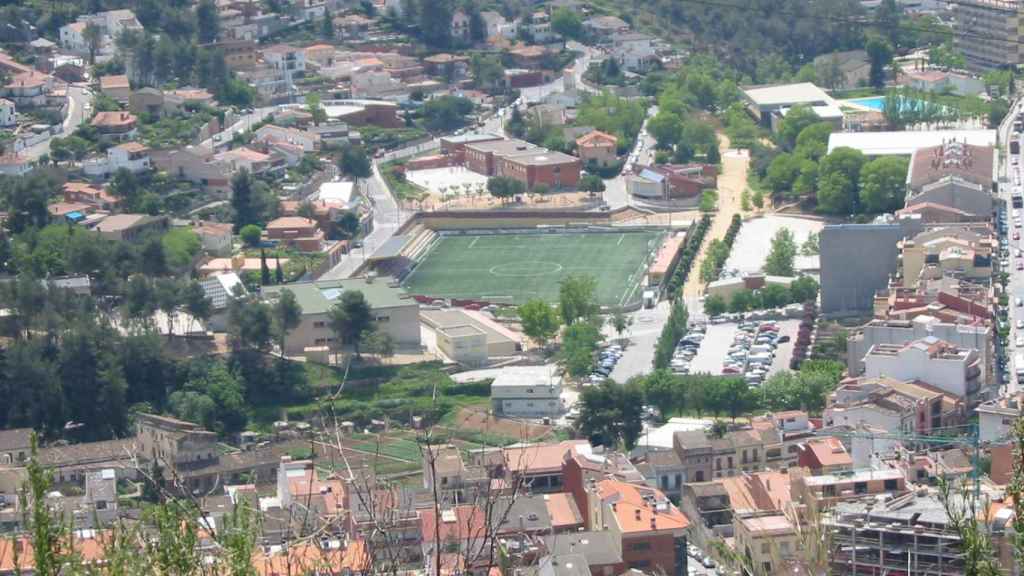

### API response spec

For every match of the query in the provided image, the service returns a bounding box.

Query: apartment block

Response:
[847,317,991,379]
[863,336,982,402]
[954,0,1024,71]
[825,376,966,436]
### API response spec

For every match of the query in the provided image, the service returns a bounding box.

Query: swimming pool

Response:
[845,96,886,111]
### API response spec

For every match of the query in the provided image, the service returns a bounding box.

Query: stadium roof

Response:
[827,129,997,156]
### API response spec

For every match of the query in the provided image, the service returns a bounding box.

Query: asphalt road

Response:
[999,97,1024,396]
[22,84,92,160]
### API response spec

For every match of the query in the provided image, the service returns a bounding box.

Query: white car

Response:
[1017,297,1023,307]
[1016,336,1024,347]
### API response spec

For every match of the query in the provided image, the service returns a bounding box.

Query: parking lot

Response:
[686,319,800,377]
[725,215,824,274]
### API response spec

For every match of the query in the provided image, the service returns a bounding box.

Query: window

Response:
[854,482,868,494]
[675,474,682,488]
[526,388,534,394]
[779,542,790,555]
[661,475,668,488]
[884,479,899,491]
[761,543,770,554]
[313,321,326,328]
[822,485,836,497]
[629,560,650,569]
[727,456,733,469]
[631,542,651,552]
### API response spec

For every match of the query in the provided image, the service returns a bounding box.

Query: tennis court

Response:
[404,230,663,307]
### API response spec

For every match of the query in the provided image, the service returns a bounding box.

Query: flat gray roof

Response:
[827,129,997,156]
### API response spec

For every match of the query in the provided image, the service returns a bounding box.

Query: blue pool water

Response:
[845,96,886,111]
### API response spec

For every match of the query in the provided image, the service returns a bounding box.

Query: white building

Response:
[254,124,320,152]
[610,32,657,72]
[741,82,844,131]
[59,21,88,52]
[262,44,306,86]
[351,71,404,99]
[862,336,981,402]
[976,394,1021,443]
[826,129,997,156]
[317,180,354,207]
[490,366,563,418]
[0,98,14,127]
[83,141,151,177]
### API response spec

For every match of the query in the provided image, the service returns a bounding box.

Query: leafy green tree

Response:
[641,369,680,416]
[182,281,212,333]
[84,22,103,64]
[518,299,560,349]
[610,311,631,342]
[561,320,602,377]
[578,378,644,448]
[579,174,606,195]
[272,289,303,356]
[817,147,866,213]
[704,294,727,316]
[764,228,797,276]
[228,296,273,351]
[859,156,909,213]
[161,228,201,269]
[196,0,220,43]
[647,111,684,149]
[328,290,374,357]
[422,95,474,131]
[559,274,599,325]
[551,8,583,40]
[321,12,335,39]
[231,168,258,231]
[260,249,271,285]
[239,224,262,247]
[419,0,454,48]
[487,176,525,202]
[766,153,801,196]
[789,276,820,303]
[795,122,834,160]
[339,145,372,178]
[305,92,327,126]
[777,105,820,150]
[865,35,893,89]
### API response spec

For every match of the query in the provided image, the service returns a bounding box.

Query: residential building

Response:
[977,393,1022,443]
[671,430,713,483]
[812,50,871,89]
[63,182,118,210]
[862,336,982,402]
[0,154,32,176]
[895,226,995,288]
[794,437,854,474]
[480,11,516,39]
[261,44,306,85]
[129,87,165,117]
[576,130,618,167]
[83,141,151,177]
[164,88,216,113]
[490,366,563,418]
[198,272,246,331]
[321,99,401,128]
[0,428,31,466]
[846,316,991,379]
[900,69,986,96]
[791,467,907,510]
[583,479,690,574]
[0,98,14,127]
[260,277,421,356]
[678,471,791,537]
[264,216,325,252]
[583,15,630,38]
[825,376,966,435]
[543,532,623,576]
[2,71,53,107]
[733,514,799,576]
[451,10,471,42]
[94,213,168,242]
[905,140,996,219]
[193,220,234,256]
[351,70,405,99]
[208,39,259,71]
[954,0,1024,71]
[741,82,844,130]
[89,111,138,142]
[213,146,281,176]
[59,21,88,52]
[98,74,130,103]
[150,146,232,191]
[610,33,657,72]
[254,124,320,152]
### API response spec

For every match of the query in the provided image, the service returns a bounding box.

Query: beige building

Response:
[261,278,421,356]
[94,213,168,242]
[954,0,1024,71]
[98,74,130,103]
[896,226,994,288]
[420,308,522,357]
[436,324,488,367]
[733,514,799,576]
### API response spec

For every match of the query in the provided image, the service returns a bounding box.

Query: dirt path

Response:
[682,133,751,298]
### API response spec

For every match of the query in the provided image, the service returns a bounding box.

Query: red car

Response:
[1018,261,1023,271]
[722,366,741,374]
[1015,230,1020,241]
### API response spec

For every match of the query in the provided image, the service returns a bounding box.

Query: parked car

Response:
[777,335,791,343]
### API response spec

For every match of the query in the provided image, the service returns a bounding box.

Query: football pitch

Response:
[404,230,664,307]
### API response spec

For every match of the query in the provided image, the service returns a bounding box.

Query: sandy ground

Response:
[683,133,751,297]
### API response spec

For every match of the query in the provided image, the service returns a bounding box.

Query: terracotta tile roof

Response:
[420,504,489,543]
[801,437,853,468]
[597,478,690,533]
[7,71,49,89]
[253,539,369,576]
[99,74,130,89]
[266,216,316,229]
[576,129,618,147]
[502,440,587,475]
[112,141,148,153]
[90,111,136,128]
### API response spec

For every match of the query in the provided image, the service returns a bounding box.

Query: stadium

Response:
[363,210,690,309]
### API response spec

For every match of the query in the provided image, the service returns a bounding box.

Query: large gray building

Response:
[820,218,922,316]
[953,0,1024,72]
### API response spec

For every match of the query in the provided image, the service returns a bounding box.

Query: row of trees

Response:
[578,358,844,449]
[703,276,820,315]
[699,214,742,283]
[666,215,712,297]
[653,299,689,370]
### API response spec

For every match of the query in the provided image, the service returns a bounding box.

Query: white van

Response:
[748,353,772,365]
[750,344,774,356]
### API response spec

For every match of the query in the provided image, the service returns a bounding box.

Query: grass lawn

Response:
[404,230,664,307]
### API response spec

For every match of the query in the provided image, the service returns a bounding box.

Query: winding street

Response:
[21,84,93,160]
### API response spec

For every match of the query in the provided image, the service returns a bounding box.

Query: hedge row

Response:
[666,214,713,298]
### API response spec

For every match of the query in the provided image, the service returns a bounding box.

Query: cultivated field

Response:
[404,230,663,307]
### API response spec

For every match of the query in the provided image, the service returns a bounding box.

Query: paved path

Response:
[22,84,92,160]
[683,133,751,298]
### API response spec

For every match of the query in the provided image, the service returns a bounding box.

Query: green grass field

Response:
[404,230,663,307]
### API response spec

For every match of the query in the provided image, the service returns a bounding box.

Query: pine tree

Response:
[260,249,271,285]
